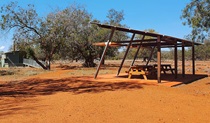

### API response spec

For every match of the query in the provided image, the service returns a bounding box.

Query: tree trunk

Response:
[83,58,96,67]
[99,53,105,65]
[48,59,51,70]
[31,54,48,70]
[47,58,51,70]
[101,58,105,65]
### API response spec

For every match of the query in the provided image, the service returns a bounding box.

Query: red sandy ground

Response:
[0,60,209,123]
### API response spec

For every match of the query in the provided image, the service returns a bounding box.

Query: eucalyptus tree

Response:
[0,2,49,69]
[0,2,128,68]
[56,8,128,66]
[181,0,210,42]
[0,2,94,68]
[193,40,210,60]
[50,4,98,67]
[94,9,128,64]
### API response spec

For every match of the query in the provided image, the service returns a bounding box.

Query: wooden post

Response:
[94,28,115,79]
[192,42,195,75]
[130,35,145,67]
[117,33,135,76]
[146,46,156,66]
[174,40,178,79]
[182,41,185,77]
[157,36,161,83]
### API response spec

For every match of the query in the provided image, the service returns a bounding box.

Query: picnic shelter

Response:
[91,22,202,83]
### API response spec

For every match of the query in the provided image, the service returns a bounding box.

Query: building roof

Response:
[91,22,202,48]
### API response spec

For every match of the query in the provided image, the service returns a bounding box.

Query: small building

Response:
[2,51,26,67]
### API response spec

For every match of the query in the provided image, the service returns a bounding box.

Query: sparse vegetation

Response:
[0,70,14,76]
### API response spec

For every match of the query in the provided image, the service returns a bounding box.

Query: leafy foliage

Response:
[194,40,210,60]
[0,2,128,68]
[0,2,50,69]
[181,0,210,42]
[44,4,96,67]
[90,9,128,65]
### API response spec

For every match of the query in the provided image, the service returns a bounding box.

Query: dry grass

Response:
[1,60,210,78]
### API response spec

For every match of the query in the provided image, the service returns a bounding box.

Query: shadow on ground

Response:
[118,73,208,85]
[0,97,45,117]
[0,77,146,97]
[159,74,208,85]
[0,77,147,117]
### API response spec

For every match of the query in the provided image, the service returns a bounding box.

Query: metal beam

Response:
[94,28,115,79]
[117,33,136,76]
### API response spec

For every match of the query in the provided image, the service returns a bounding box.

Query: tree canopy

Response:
[0,2,127,69]
[0,2,50,69]
[181,0,210,42]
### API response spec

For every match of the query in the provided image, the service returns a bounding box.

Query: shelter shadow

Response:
[117,73,208,85]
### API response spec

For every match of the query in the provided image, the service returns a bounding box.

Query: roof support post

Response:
[157,36,161,83]
[130,35,145,67]
[94,27,115,79]
[174,40,178,79]
[182,41,185,77]
[117,33,135,76]
[192,42,195,75]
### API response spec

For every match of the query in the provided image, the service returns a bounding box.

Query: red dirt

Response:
[0,60,209,123]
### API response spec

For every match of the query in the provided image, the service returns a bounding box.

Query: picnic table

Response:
[128,65,156,80]
[154,64,175,74]
[128,64,175,80]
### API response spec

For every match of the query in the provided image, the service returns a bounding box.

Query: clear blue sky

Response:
[0,0,191,52]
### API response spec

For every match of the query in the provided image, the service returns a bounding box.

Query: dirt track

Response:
[0,61,209,123]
